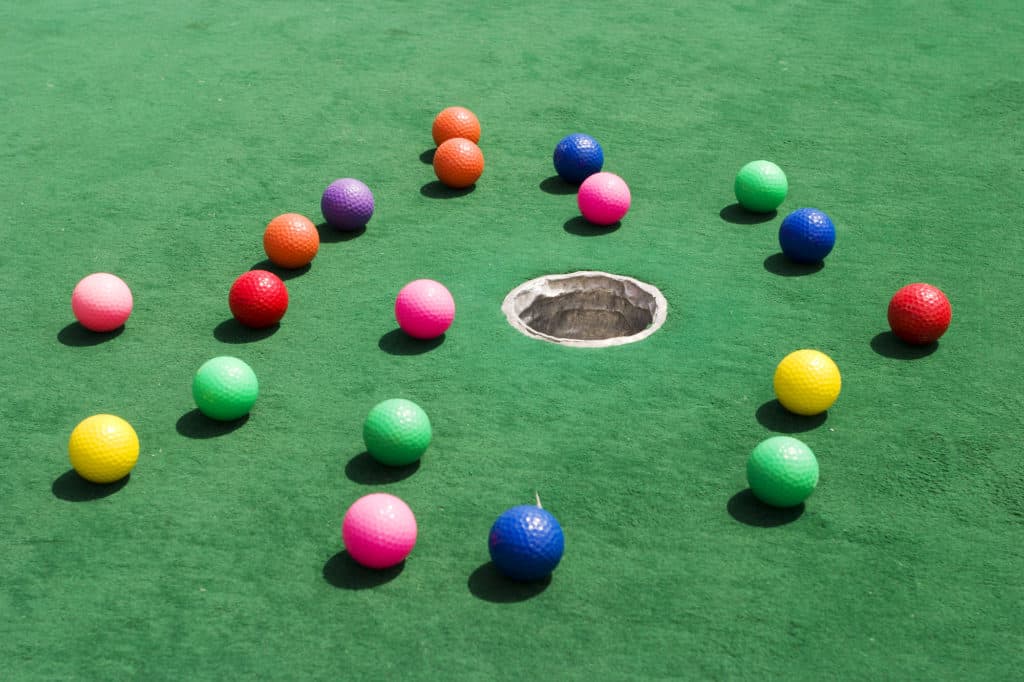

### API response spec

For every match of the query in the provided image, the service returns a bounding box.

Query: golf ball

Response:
[68,414,140,484]
[228,270,289,328]
[888,283,952,345]
[363,398,432,466]
[321,178,375,231]
[578,172,631,225]
[779,208,836,263]
[71,273,133,332]
[192,356,259,421]
[395,279,455,339]
[773,349,842,416]
[488,505,565,582]
[734,160,787,212]
[553,133,604,184]
[342,493,417,569]
[747,436,819,508]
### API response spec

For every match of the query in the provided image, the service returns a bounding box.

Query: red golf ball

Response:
[229,270,289,328]
[887,283,951,345]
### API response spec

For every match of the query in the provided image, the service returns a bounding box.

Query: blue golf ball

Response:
[553,133,604,184]
[488,505,565,581]
[779,208,836,263]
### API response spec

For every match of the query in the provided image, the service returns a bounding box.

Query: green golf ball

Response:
[746,436,819,507]
[192,356,259,421]
[734,160,788,212]
[363,398,431,466]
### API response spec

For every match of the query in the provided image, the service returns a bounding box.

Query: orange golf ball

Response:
[263,213,320,269]
[433,138,484,189]
[432,106,480,146]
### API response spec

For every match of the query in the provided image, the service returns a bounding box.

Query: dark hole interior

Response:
[519,288,654,340]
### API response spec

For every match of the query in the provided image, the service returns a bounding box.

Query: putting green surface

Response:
[2,1,1022,679]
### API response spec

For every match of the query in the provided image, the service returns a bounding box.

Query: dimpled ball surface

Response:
[263,213,320,268]
[342,493,417,569]
[577,172,631,225]
[228,270,288,328]
[734,160,788,212]
[433,138,484,188]
[553,133,604,183]
[68,414,140,484]
[321,178,375,231]
[432,106,481,145]
[747,436,819,508]
[888,283,952,345]
[71,273,134,332]
[395,279,455,339]
[363,399,432,466]
[779,208,836,263]
[773,349,842,416]
[192,356,259,421]
[489,505,565,581]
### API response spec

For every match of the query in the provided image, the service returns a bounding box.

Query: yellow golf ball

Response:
[773,349,841,416]
[68,414,139,484]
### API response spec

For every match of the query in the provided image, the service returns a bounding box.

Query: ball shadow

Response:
[755,400,827,433]
[345,451,421,485]
[52,469,129,501]
[467,562,552,603]
[316,222,365,244]
[419,148,436,164]
[175,409,249,439]
[763,253,825,277]
[870,331,939,360]
[563,216,620,236]
[57,322,124,347]
[213,318,279,343]
[719,203,777,225]
[420,181,475,199]
[539,175,578,195]
[249,259,311,281]
[727,489,805,527]
[322,550,404,589]
[378,328,445,355]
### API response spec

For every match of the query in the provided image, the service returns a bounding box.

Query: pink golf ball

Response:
[577,172,631,226]
[394,279,455,339]
[71,273,134,332]
[342,493,417,569]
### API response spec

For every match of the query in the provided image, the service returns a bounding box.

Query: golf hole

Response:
[502,271,667,348]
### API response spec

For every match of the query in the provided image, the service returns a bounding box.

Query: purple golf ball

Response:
[321,178,375,231]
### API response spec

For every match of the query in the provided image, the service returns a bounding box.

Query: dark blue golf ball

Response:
[779,208,836,263]
[553,133,604,184]
[488,505,564,581]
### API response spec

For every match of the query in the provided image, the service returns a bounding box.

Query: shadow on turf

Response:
[176,409,249,439]
[420,148,435,164]
[727,489,804,527]
[323,550,404,589]
[719,203,777,225]
[467,562,551,603]
[763,253,824,277]
[213,318,278,343]
[52,469,129,501]
[870,331,938,360]
[420,181,475,199]
[378,328,445,355]
[57,322,124,347]
[316,222,365,244]
[345,451,420,485]
[249,259,310,281]
[563,216,620,236]
[755,400,827,433]
[539,175,577,195]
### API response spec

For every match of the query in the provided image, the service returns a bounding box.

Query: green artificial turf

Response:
[2,1,1023,679]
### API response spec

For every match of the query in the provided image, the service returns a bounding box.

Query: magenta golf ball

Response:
[71,273,133,332]
[577,172,631,225]
[342,493,417,569]
[321,178,375,231]
[395,279,455,339]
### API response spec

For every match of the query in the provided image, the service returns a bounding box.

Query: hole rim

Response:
[501,271,668,348]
